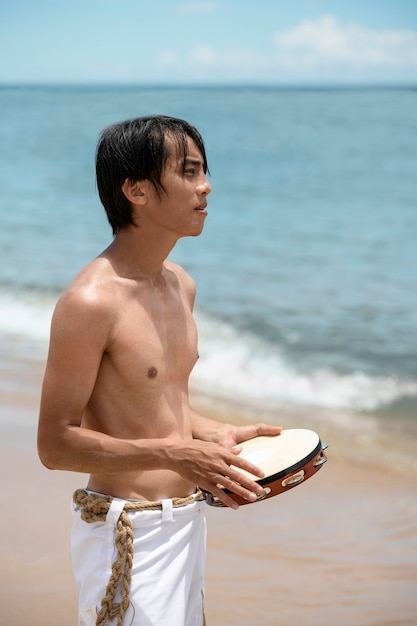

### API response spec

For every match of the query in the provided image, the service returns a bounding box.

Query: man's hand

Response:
[214,422,282,449]
[166,423,282,509]
[191,410,281,447]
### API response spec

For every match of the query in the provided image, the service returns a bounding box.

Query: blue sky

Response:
[1,0,417,84]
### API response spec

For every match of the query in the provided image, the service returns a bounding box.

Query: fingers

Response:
[205,461,266,509]
[229,450,265,479]
[177,439,275,510]
[246,423,282,439]
[206,485,241,510]
[203,476,260,510]
[255,423,282,436]
[209,441,275,508]
[232,423,282,446]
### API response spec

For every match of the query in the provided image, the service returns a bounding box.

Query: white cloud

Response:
[151,16,417,84]
[192,45,217,65]
[274,15,417,72]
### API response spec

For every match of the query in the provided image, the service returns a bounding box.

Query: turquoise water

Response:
[0,85,416,434]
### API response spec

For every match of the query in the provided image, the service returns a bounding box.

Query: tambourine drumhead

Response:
[235,429,320,481]
[205,428,327,507]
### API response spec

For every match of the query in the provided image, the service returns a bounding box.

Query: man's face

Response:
[147,135,212,239]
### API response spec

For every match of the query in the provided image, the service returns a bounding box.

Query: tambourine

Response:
[204,428,328,507]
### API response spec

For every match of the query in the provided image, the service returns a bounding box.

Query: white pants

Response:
[71,493,207,626]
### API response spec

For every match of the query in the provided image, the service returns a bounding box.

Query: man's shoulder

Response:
[164,260,193,282]
[54,258,119,319]
[164,261,196,292]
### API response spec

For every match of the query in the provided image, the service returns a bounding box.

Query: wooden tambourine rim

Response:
[224,437,322,494]
[204,429,327,507]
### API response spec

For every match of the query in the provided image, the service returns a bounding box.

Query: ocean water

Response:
[1,85,416,471]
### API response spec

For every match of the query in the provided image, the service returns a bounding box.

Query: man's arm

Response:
[190,409,282,449]
[37,286,153,473]
[38,287,191,476]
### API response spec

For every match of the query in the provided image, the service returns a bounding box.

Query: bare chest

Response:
[104,288,199,387]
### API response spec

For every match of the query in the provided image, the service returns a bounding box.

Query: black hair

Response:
[96,115,209,235]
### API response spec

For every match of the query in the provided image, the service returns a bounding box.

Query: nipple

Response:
[147,366,158,379]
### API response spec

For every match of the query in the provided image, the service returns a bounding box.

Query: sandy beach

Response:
[1,349,417,626]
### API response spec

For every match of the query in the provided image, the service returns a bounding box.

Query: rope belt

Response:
[73,488,206,626]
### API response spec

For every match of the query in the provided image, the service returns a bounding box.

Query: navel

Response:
[147,366,158,379]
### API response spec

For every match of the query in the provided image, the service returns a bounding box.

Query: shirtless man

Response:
[38,115,281,626]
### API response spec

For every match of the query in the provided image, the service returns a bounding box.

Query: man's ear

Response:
[121,179,150,205]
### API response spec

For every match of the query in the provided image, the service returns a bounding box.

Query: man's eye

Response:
[185,168,195,175]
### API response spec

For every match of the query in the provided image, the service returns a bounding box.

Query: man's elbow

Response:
[37,442,60,470]
[37,430,67,470]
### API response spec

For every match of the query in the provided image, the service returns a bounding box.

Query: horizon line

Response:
[1,81,416,90]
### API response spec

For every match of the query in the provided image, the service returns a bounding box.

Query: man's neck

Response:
[104,226,178,282]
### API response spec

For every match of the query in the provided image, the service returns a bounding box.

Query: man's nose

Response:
[198,175,212,196]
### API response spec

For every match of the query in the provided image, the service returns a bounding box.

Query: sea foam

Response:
[1,292,416,414]
[192,311,417,413]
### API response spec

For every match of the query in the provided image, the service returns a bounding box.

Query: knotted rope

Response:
[73,488,205,626]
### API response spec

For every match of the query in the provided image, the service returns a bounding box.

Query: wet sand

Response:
[1,352,416,625]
